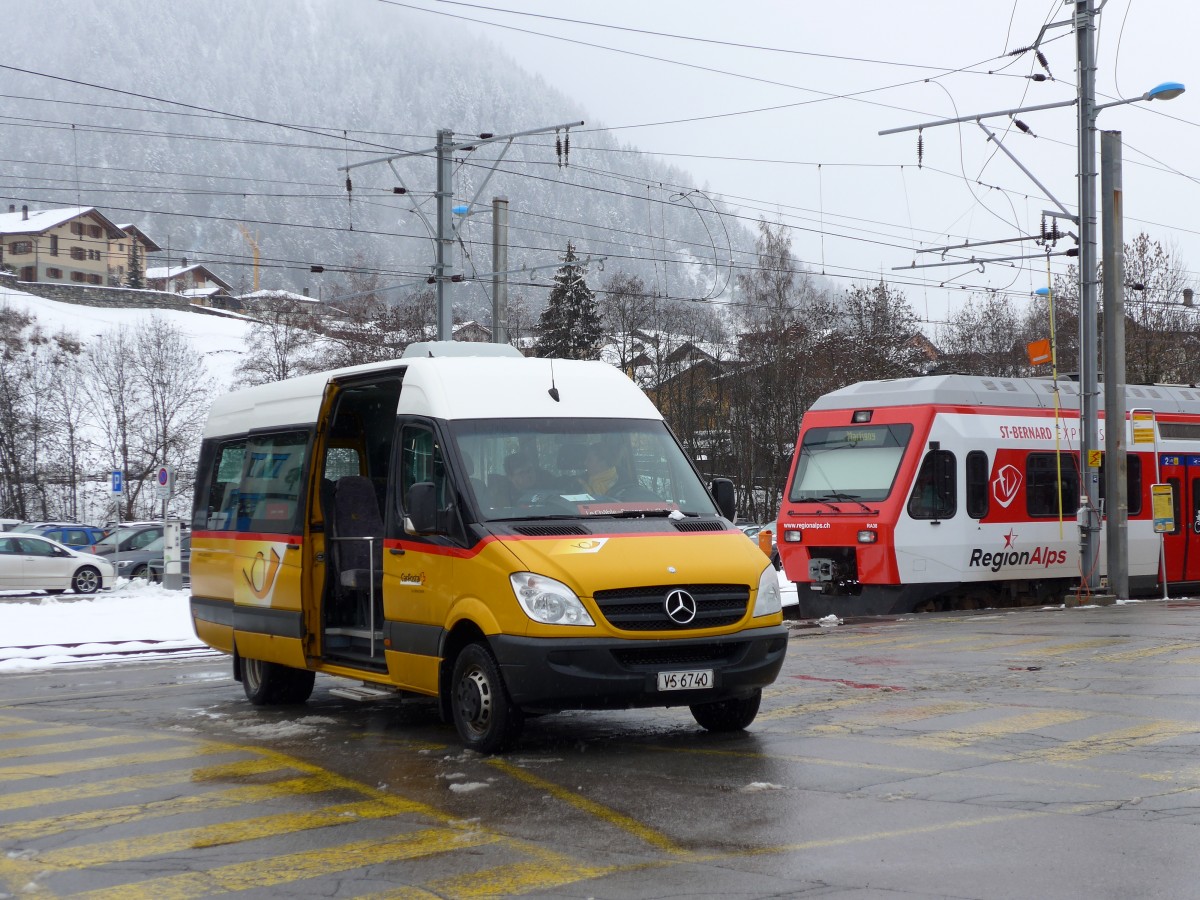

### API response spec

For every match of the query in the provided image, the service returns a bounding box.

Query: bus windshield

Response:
[789,424,913,503]
[450,418,719,520]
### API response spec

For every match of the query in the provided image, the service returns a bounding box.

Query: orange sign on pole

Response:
[1026,338,1052,366]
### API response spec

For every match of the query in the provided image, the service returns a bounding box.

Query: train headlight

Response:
[857,530,878,544]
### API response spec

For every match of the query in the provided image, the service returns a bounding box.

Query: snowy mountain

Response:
[4,1,754,321]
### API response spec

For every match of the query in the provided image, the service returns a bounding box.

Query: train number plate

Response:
[657,669,713,691]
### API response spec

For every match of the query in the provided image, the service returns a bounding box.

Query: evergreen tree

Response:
[536,241,601,359]
[126,243,144,289]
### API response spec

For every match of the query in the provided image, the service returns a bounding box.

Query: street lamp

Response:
[1077,71,1185,598]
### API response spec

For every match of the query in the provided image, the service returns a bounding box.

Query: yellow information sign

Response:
[1132,410,1155,445]
[1152,483,1176,534]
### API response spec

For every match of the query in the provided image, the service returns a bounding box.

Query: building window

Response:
[71,271,87,282]
[70,247,86,260]
[50,235,58,256]
[71,223,84,236]
[87,273,102,284]
[86,249,101,261]
[118,243,125,252]
[19,266,35,281]
[10,241,32,255]
[88,225,102,238]
[46,267,62,279]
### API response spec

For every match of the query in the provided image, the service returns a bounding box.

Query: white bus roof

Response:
[204,352,663,438]
[810,374,1200,417]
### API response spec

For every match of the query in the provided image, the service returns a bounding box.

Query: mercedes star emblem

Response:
[664,589,697,624]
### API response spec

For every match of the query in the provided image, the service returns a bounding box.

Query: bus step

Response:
[328,683,396,702]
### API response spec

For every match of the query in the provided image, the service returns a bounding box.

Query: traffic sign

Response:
[155,465,174,499]
[111,471,123,495]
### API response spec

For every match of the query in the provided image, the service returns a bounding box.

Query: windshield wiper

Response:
[821,492,873,512]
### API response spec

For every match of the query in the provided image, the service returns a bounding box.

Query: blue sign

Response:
[111,471,123,494]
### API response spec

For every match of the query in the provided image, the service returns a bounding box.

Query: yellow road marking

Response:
[2,773,381,842]
[0,742,222,782]
[1096,642,1195,663]
[1028,638,1123,656]
[430,845,613,899]
[0,732,170,760]
[757,693,887,722]
[487,758,686,855]
[64,827,501,900]
[0,756,288,812]
[0,724,92,741]
[893,709,1092,751]
[1027,720,1196,763]
[809,700,984,734]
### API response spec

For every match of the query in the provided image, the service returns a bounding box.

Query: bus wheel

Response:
[690,689,762,732]
[242,656,316,705]
[450,643,523,754]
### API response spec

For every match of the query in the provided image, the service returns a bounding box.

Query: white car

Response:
[0,533,115,594]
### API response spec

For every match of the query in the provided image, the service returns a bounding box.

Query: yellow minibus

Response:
[190,342,786,752]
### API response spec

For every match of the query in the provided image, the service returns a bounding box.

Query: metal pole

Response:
[1076,0,1102,591]
[1101,129,1128,599]
[435,129,455,341]
[492,196,509,345]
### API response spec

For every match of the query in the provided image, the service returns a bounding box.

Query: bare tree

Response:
[598,272,652,372]
[936,293,1027,376]
[235,294,320,385]
[1121,234,1198,384]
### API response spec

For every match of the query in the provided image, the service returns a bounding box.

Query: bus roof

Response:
[203,354,663,438]
[809,374,1200,416]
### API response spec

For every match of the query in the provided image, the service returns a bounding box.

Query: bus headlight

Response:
[510,573,595,626]
[753,563,782,617]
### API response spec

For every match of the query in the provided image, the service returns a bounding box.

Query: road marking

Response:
[63,828,503,900]
[1025,720,1196,763]
[429,845,613,899]
[1095,642,1195,663]
[0,756,288,812]
[0,742,226,782]
[0,723,92,741]
[0,732,172,760]
[893,709,1092,751]
[487,758,686,855]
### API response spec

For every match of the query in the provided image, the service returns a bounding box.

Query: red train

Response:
[777,374,1200,618]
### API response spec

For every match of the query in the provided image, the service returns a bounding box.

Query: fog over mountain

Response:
[5,0,755,321]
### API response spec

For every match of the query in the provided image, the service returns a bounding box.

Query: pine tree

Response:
[536,241,601,359]
[126,243,144,289]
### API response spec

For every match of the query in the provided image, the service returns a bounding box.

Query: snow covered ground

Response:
[0,283,251,390]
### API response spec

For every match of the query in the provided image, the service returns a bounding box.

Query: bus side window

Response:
[200,439,246,531]
[966,450,989,519]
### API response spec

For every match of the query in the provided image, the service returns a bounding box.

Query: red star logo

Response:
[1002,528,1018,548]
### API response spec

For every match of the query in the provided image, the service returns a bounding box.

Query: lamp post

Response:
[1075,3,1185,596]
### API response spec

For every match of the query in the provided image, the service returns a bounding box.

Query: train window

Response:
[908,450,956,520]
[790,423,914,503]
[1026,452,1080,518]
[1097,455,1143,517]
[966,451,989,519]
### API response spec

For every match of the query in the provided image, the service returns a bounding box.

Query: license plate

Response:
[657,669,713,691]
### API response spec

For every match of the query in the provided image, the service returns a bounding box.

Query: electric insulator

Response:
[1029,73,1047,82]
[345,177,352,193]
[917,131,924,168]
[555,132,562,168]
[563,133,570,165]
[1040,215,1048,245]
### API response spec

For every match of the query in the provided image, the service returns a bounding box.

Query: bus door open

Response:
[317,376,403,668]
[1158,453,1200,586]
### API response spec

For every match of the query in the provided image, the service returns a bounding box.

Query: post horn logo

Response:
[244,547,283,600]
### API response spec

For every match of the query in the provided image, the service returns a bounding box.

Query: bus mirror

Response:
[710,477,736,521]
[404,482,443,535]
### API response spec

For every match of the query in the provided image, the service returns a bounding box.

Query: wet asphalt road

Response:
[2,598,1199,899]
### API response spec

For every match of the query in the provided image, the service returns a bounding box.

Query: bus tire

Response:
[690,689,762,732]
[242,656,316,706]
[450,642,523,754]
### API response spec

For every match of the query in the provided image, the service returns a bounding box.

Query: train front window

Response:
[789,424,913,503]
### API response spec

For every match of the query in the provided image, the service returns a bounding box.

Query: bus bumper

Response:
[489,624,789,711]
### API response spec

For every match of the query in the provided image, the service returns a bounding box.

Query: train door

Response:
[1158,454,1200,585]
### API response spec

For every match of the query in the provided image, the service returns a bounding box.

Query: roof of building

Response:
[145,263,232,291]
[114,224,163,252]
[0,206,125,238]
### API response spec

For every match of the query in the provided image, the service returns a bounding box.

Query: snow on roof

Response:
[0,205,123,237]
[145,264,232,291]
[239,289,317,304]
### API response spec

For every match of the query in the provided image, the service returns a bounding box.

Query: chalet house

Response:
[145,261,235,307]
[0,205,130,286]
[112,224,162,286]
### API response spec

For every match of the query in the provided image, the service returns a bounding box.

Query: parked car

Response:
[0,533,114,594]
[88,523,165,556]
[147,534,192,586]
[10,522,109,550]
[109,534,179,581]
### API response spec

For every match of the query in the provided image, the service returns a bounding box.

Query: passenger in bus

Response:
[581,443,619,497]
[491,452,540,506]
